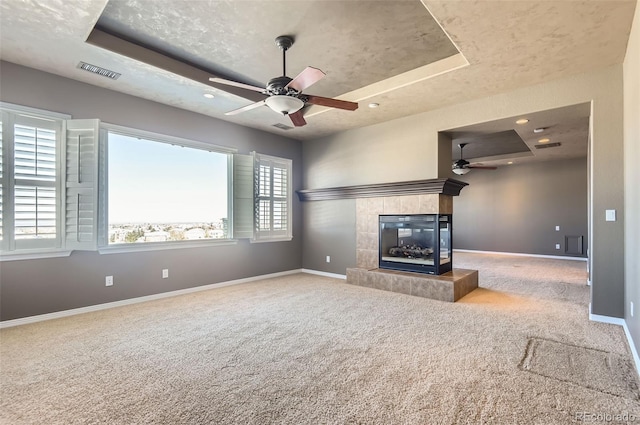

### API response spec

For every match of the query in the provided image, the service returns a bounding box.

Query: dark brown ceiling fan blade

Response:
[209,77,265,93]
[306,95,358,111]
[225,100,266,116]
[285,67,326,92]
[288,110,307,127]
[467,165,497,170]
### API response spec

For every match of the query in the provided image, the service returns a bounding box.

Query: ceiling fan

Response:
[452,143,497,175]
[209,35,358,127]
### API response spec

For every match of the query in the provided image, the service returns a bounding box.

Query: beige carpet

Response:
[1,252,639,424]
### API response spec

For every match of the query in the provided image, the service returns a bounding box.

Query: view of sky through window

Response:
[108,132,228,243]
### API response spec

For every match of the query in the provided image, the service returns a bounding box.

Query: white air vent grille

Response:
[535,142,561,149]
[78,62,121,80]
[272,123,293,131]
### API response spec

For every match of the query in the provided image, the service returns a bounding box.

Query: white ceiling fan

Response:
[209,35,358,128]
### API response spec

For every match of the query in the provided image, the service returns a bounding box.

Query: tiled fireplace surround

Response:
[346,193,478,302]
[298,179,479,302]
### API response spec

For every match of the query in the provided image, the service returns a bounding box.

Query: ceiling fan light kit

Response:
[209,35,358,128]
[452,167,470,175]
[265,95,304,115]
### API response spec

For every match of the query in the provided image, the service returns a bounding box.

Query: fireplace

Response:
[379,214,452,275]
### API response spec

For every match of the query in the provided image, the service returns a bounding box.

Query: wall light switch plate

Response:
[555,244,560,250]
[555,225,560,231]
[605,209,616,222]
[326,256,331,263]
[162,269,169,279]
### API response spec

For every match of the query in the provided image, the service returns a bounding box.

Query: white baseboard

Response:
[622,321,640,378]
[301,269,347,280]
[588,305,640,380]
[589,312,625,326]
[0,269,303,329]
[454,249,588,262]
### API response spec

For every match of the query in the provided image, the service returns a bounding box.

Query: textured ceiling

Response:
[0,0,636,166]
[446,102,592,166]
[96,0,460,99]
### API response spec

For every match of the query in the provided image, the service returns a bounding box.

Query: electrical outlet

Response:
[162,269,169,279]
[555,225,560,231]
[555,244,560,250]
[105,276,113,287]
[631,302,634,318]
[326,256,331,263]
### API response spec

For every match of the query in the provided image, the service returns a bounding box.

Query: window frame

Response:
[0,102,70,259]
[98,123,238,254]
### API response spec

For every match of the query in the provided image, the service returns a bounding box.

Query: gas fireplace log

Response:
[388,245,434,259]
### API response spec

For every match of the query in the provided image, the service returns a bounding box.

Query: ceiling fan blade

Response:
[225,100,266,116]
[306,95,358,111]
[468,165,497,170]
[288,110,307,127]
[209,77,265,93]
[285,67,326,92]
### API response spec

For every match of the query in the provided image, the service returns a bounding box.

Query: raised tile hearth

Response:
[346,267,478,302]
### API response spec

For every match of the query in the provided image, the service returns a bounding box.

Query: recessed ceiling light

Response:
[368,103,380,108]
[507,161,514,165]
[533,127,545,133]
[538,138,550,143]
[203,93,215,99]
[516,118,529,125]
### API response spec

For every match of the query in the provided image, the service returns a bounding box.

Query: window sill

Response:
[99,239,238,254]
[0,250,72,262]
[250,237,293,244]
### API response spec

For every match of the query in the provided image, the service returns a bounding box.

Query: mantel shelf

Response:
[296,178,468,201]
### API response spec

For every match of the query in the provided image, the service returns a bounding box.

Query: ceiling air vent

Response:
[535,142,561,149]
[272,123,294,130]
[78,62,121,80]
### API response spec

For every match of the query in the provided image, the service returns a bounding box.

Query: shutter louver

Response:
[233,154,254,239]
[65,119,99,250]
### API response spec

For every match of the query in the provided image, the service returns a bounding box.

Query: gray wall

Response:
[453,158,588,257]
[302,65,625,318]
[0,61,303,321]
[624,3,640,362]
[301,199,356,274]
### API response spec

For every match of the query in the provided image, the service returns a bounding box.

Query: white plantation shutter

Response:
[65,119,99,250]
[13,122,58,242]
[97,133,108,247]
[252,152,292,242]
[233,154,254,239]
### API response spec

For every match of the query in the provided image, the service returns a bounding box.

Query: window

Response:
[1,103,293,258]
[0,106,65,253]
[253,152,292,241]
[105,128,232,246]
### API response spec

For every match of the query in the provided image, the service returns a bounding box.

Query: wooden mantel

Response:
[296,178,468,202]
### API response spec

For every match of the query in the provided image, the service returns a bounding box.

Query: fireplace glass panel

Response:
[379,214,452,275]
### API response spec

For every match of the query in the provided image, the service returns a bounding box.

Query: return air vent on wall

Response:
[535,142,561,149]
[77,62,121,80]
[272,123,294,131]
